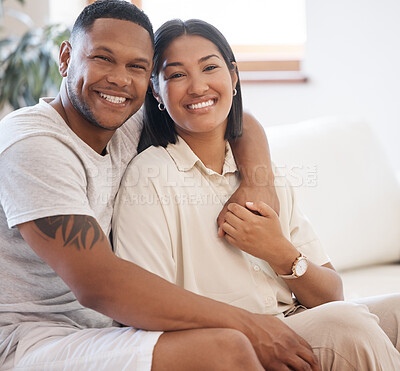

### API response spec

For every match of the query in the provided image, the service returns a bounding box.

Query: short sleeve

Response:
[286,181,330,266]
[0,135,95,228]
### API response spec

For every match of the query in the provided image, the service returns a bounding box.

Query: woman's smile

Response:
[187,98,215,110]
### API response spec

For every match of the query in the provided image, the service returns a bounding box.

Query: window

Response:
[80,0,307,82]
[140,0,307,82]
[49,0,86,27]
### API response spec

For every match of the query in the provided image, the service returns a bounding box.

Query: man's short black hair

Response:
[70,0,154,46]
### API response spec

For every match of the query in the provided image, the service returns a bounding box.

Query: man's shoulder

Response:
[0,98,59,128]
[0,99,70,154]
[108,110,144,162]
[114,110,143,143]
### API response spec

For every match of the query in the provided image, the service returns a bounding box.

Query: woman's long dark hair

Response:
[138,19,243,153]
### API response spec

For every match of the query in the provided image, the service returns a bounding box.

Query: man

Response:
[1,1,398,370]
[0,1,318,370]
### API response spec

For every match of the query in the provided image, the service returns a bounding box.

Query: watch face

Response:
[295,258,308,276]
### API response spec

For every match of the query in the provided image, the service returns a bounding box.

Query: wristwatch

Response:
[278,254,308,279]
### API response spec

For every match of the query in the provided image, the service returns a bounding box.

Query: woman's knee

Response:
[311,301,378,331]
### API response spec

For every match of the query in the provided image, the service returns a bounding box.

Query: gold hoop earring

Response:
[233,88,237,97]
[158,102,165,111]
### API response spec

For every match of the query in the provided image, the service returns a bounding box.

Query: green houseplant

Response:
[0,0,70,110]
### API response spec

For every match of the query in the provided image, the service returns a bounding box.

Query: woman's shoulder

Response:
[131,145,171,166]
[122,145,178,187]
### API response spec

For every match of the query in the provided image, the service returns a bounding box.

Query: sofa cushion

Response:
[265,116,400,271]
[340,264,400,300]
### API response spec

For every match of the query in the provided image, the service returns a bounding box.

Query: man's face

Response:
[65,18,153,131]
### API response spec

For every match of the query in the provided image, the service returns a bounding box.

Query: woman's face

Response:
[155,35,237,138]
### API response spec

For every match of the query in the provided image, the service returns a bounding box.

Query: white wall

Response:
[241,0,400,174]
[2,0,400,175]
[48,0,85,27]
[1,0,49,34]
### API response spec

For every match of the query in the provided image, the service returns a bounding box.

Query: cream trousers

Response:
[4,294,400,370]
[283,293,400,370]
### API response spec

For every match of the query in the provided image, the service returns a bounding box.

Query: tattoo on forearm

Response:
[34,215,104,250]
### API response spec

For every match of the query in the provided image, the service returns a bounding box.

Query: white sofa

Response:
[264,117,400,300]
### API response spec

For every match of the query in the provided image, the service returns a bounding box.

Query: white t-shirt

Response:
[0,99,142,366]
[113,137,330,317]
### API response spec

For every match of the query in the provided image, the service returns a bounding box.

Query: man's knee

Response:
[152,328,262,371]
[210,328,258,366]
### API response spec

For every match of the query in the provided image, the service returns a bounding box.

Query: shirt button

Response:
[253,264,261,272]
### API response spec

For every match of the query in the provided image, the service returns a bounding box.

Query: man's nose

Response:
[106,65,131,87]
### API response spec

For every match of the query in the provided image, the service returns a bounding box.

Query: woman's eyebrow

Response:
[198,54,221,63]
[164,61,182,69]
[164,54,221,69]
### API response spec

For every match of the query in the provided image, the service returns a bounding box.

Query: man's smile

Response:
[98,92,128,104]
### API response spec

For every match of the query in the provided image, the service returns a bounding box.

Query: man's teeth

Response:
[188,99,214,110]
[99,92,126,104]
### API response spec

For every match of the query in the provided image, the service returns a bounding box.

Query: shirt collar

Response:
[166,136,238,176]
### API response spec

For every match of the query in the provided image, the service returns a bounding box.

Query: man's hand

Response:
[244,312,320,370]
[217,184,280,237]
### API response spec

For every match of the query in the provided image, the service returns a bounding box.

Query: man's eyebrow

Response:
[92,46,114,54]
[92,46,151,66]
[164,54,221,69]
[130,57,152,67]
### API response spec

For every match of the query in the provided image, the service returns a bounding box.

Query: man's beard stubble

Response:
[66,78,134,132]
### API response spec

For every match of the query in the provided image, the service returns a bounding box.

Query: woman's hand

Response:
[217,183,280,237]
[221,201,344,307]
[220,201,298,270]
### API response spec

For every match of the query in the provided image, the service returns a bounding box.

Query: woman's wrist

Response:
[268,240,300,275]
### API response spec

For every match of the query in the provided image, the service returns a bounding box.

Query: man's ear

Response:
[231,61,239,91]
[59,41,72,77]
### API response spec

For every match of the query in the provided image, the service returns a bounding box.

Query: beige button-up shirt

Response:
[113,137,330,317]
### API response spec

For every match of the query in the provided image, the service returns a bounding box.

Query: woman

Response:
[113,19,400,369]
[114,18,341,311]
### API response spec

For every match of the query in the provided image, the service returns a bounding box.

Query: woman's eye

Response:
[169,73,184,79]
[204,65,218,72]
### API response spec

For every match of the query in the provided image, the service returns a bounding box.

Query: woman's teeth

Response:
[99,92,126,104]
[188,99,214,110]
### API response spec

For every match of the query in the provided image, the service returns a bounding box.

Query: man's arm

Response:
[18,214,319,370]
[219,112,279,233]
